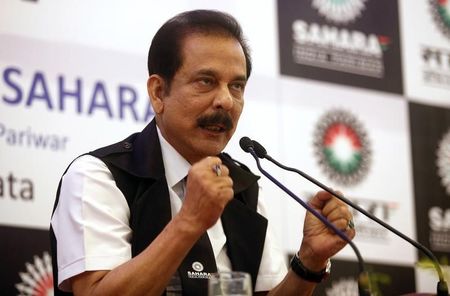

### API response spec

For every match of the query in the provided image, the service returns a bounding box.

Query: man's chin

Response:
[190,131,233,157]
[197,140,228,157]
[203,145,226,157]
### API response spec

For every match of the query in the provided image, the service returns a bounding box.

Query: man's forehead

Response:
[178,33,246,71]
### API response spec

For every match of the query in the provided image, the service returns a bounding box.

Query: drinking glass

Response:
[208,271,252,296]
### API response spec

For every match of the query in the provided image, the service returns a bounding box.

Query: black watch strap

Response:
[290,253,331,283]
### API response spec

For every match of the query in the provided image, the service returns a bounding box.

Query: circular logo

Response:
[312,0,367,24]
[436,129,450,194]
[15,252,54,296]
[430,0,450,39]
[192,261,204,272]
[313,109,371,186]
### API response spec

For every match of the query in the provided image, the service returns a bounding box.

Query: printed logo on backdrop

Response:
[15,252,53,296]
[1,64,154,159]
[1,66,154,124]
[0,172,34,201]
[421,46,450,89]
[313,109,371,186]
[430,0,450,39]
[300,189,396,241]
[436,129,450,195]
[0,122,69,152]
[277,0,403,93]
[420,1,450,90]
[312,0,367,24]
[311,109,393,242]
[0,226,52,295]
[409,102,450,259]
[351,197,398,241]
[432,129,450,253]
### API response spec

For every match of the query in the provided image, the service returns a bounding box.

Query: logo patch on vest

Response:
[187,271,211,279]
[187,261,211,279]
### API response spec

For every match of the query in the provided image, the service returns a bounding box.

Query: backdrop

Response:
[1,0,449,295]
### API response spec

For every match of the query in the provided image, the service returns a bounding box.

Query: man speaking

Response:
[50,9,355,295]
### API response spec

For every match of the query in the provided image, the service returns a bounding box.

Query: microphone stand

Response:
[241,142,371,296]
[251,139,449,296]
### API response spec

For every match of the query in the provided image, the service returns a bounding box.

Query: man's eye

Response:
[231,82,245,91]
[198,78,213,85]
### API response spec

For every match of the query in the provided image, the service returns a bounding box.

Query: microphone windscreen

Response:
[239,137,254,153]
[251,140,268,158]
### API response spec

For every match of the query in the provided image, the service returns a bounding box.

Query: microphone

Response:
[249,138,449,296]
[239,137,372,296]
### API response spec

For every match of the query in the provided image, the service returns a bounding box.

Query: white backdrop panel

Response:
[278,77,416,265]
[0,34,149,228]
[0,0,279,78]
[400,0,450,107]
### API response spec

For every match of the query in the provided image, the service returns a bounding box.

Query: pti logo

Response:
[15,252,53,296]
[430,0,450,39]
[313,109,371,186]
[312,0,367,24]
[436,129,450,195]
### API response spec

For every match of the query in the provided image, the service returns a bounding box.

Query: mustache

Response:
[197,111,234,131]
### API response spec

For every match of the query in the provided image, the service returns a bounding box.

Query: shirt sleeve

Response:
[50,155,132,292]
[254,194,289,292]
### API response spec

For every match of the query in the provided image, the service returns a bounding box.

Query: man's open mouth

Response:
[200,124,227,133]
[197,111,233,133]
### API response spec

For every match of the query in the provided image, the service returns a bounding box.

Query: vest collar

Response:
[91,119,164,179]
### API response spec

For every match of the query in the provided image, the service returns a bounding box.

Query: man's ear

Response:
[147,74,166,114]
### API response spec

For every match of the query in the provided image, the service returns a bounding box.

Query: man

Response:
[50,9,355,295]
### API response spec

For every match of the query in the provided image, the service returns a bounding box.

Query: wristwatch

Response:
[290,253,331,283]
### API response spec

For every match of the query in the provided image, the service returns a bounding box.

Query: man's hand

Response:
[299,190,355,270]
[266,192,355,296]
[178,156,234,233]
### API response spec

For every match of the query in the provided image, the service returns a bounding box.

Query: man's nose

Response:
[213,85,234,110]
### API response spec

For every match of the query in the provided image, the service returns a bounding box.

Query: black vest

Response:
[50,120,268,295]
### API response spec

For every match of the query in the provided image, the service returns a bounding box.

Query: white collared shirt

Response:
[157,128,233,273]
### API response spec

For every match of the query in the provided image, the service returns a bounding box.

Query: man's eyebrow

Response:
[193,69,216,77]
[233,75,248,82]
[194,69,247,81]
